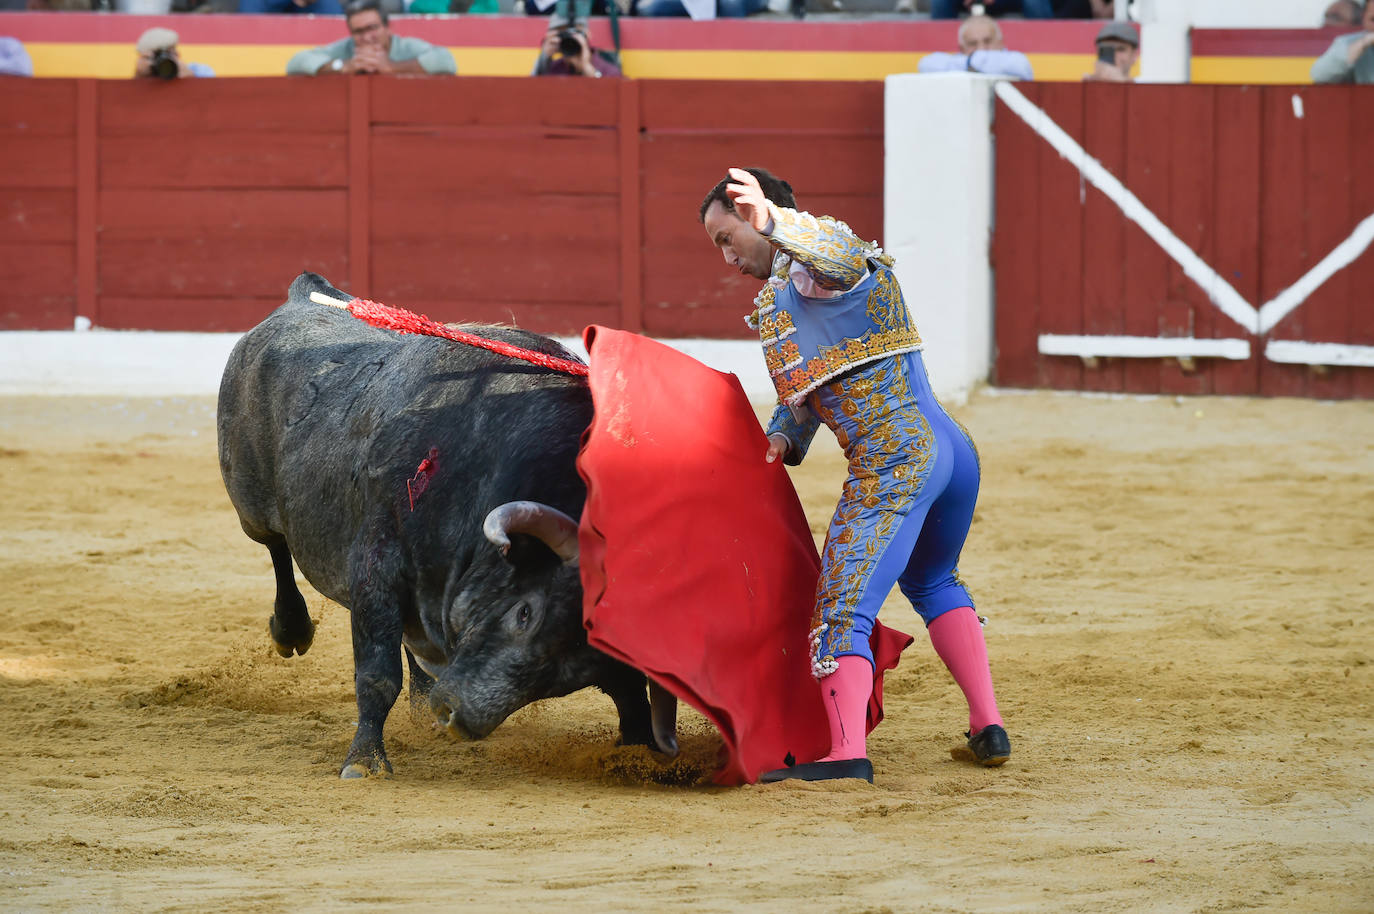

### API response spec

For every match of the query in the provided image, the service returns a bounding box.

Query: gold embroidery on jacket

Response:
[809,359,934,658]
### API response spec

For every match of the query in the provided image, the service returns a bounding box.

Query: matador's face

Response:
[703,200,774,282]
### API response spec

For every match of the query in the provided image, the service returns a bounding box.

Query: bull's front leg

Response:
[600,661,678,756]
[340,540,407,779]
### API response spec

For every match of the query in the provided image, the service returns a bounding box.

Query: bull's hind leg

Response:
[266,538,317,658]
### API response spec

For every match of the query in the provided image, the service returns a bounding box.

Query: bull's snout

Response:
[428,684,477,740]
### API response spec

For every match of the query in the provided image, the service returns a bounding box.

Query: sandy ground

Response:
[0,389,1371,913]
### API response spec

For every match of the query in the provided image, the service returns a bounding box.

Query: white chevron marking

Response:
[994,81,1374,340]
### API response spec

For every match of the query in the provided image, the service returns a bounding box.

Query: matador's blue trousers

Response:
[808,349,980,672]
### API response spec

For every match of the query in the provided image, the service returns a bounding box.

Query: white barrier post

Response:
[884,73,998,405]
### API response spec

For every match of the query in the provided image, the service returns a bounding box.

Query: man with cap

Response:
[134,28,214,80]
[1086,21,1139,82]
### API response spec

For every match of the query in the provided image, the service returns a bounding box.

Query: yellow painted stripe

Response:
[24,43,1149,83]
[1190,55,1318,85]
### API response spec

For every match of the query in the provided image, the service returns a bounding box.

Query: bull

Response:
[217,272,675,778]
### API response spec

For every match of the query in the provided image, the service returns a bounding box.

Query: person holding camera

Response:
[532,17,622,78]
[286,0,457,77]
[134,28,214,80]
[1085,20,1139,82]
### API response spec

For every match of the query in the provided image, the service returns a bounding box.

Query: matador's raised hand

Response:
[725,167,771,233]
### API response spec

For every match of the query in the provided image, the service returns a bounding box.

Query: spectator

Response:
[532,16,622,77]
[1312,0,1374,83]
[931,0,1054,19]
[134,28,215,80]
[0,37,33,78]
[1054,0,1111,17]
[240,0,344,13]
[917,14,1033,80]
[1323,0,1362,28]
[634,0,765,19]
[1085,20,1138,82]
[522,0,614,16]
[286,0,457,76]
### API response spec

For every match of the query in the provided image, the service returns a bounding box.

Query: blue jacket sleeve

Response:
[765,402,822,466]
[762,203,891,293]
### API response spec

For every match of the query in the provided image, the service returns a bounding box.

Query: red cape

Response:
[576,326,912,785]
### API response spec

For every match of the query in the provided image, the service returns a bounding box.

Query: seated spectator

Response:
[1323,0,1362,28]
[1053,0,1111,18]
[1312,0,1374,83]
[0,37,33,78]
[634,0,764,19]
[134,28,215,79]
[240,0,344,13]
[532,16,622,77]
[286,0,457,76]
[522,0,615,16]
[409,0,500,12]
[931,0,1053,19]
[917,14,1033,80]
[1085,20,1138,82]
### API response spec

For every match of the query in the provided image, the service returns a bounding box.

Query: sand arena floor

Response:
[0,390,1370,913]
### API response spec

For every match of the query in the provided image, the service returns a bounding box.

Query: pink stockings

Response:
[819,606,1002,760]
[927,605,1003,734]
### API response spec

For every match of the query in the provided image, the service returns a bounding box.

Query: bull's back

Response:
[217,272,591,605]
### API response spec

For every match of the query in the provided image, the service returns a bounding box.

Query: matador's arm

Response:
[761,202,894,293]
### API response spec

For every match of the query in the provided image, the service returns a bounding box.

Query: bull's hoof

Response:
[339,756,393,780]
[268,613,317,658]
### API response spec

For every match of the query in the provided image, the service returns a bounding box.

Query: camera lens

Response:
[150,49,178,80]
[557,31,582,57]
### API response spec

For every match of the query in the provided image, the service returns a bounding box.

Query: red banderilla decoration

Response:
[308,291,590,378]
[407,447,440,512]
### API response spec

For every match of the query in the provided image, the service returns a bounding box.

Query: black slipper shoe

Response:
[759,758,874,784]
[966,724,1011,766]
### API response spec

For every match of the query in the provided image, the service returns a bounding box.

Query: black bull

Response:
[217,273,675,778]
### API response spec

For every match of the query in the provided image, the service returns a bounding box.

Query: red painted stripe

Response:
[1191,27,1351,57]
[3,11,1096,53]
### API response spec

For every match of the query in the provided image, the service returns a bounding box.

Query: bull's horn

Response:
[483,501,580,567]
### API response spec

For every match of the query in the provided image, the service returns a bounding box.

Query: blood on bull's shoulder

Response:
[217,272,676,778]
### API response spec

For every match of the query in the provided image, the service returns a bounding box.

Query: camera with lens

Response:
[556,28,584,58]
[150,47,179,81]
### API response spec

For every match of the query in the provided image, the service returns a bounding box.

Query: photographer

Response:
[134,29,214,80]
[532,17,622,78]
[1085,21,1139,82]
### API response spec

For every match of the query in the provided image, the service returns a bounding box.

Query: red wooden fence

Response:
[0,77,882,339]
[992,82,1374,399]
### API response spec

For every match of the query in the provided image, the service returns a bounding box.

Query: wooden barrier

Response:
[992,82,1374,400]
[0,76,882,338]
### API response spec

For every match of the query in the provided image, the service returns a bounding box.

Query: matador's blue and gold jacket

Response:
[749,202,923,464]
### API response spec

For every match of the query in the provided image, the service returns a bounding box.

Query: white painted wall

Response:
[0,330,773,400]
[884,73,998,406]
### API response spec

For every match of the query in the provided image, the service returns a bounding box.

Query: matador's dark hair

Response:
[698,167,796,223]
